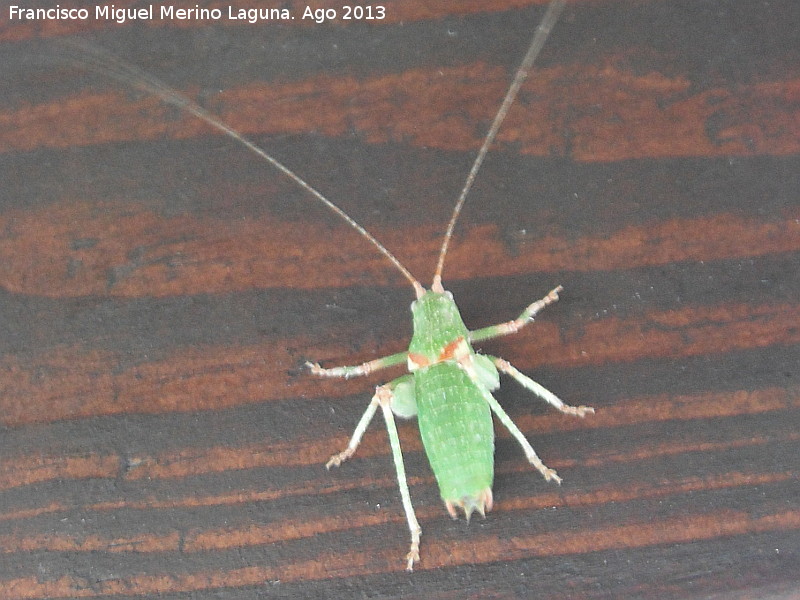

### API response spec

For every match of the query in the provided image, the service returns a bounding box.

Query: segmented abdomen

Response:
[415,362,494,504]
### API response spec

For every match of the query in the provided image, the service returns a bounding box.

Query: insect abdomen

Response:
[415,362,494,512]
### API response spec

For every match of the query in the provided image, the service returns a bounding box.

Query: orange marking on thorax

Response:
[439,336,470,361]
[407,353,430,369]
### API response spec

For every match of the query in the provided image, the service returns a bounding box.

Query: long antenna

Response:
[432,0,567,290]
[59,39,425,297]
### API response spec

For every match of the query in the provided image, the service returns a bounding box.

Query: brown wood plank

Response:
[1,0,798,597]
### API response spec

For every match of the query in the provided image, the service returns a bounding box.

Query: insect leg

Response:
[307,351,407,379]
[326,392,380,469]
[326,381,421,569]
[482,389,562,483]
[460,357,562,484]
[375,385,422,571]
[469,286,563,343]
[490,357,594,417]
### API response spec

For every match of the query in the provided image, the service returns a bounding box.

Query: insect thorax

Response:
[407,289,471,365]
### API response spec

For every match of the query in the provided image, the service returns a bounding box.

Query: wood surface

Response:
[1,0,798,597]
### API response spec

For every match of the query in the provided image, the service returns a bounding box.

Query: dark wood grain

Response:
[1,0,798,597]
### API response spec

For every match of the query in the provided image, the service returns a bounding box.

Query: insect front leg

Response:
[306,350,407,379]
[490,357,595,417]
[469,285,563,343]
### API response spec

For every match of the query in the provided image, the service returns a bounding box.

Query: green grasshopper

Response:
[310,0,593,570]
[68,0,592,571]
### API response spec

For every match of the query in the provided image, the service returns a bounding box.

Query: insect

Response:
[66,0,593,571]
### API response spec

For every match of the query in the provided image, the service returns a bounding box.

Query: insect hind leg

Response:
[326,382,421,570]
[491,357,594,417]
[376,385,422,571]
